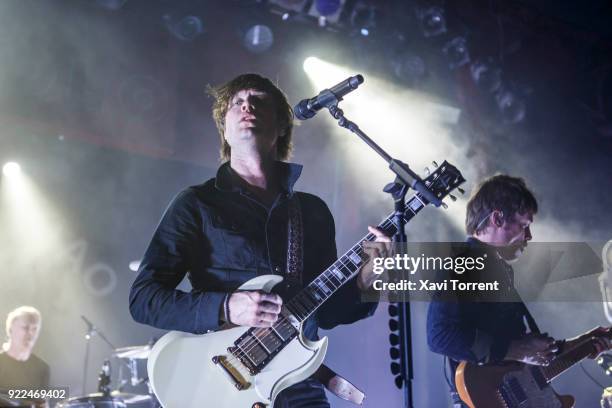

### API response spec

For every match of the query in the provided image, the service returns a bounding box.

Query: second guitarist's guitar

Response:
[456,328,612,408]
[147,161,465,408]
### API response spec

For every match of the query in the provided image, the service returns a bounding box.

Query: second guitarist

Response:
[427,174,607,407]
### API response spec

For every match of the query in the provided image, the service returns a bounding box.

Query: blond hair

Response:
[5,306,41,338]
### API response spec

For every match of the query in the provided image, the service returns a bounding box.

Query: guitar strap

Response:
[521,302,541,334]
[286,195,303,286]
[286,195,366,406]
[503,261,541,334]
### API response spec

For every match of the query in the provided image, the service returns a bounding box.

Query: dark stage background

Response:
[0,0,611,407]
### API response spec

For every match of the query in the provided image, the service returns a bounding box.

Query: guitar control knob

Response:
[253,403,266,408]
[432,161,439,168]
[424,167,430,175]
[449,194,457,201]
[457,187,465,195]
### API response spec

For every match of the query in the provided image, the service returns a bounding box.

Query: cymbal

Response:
[57,394,126,407]
[113,344,151,359]
[0,393,21,406]
[110,391,152,404]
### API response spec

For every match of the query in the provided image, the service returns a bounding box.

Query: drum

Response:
[0,391,43,407]
[56,394,127,408]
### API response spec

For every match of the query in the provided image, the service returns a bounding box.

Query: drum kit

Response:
[54,343,159,408]
[0,313,162,408]
[0,343,160,408]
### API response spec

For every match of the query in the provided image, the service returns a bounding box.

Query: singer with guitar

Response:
[129,73,390,407]
[427,175,609,408]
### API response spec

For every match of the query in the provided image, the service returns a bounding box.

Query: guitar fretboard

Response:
[228,160,464,375]
[284,193,429,323]
[229,192,431,374]
[540,338,598,382]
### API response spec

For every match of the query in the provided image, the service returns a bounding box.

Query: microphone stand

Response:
[383,181,413,408]
[323,102,442,408]
[80,315,118,395]
[326,104,443,208]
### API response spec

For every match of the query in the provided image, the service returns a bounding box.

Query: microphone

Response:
[294,74,364,120]
[81,315,97,339]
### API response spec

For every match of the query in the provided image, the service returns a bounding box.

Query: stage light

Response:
[129,260,141,272]
[417,6,447,37]
[315,0,342,16]
[3,162,21,178]
[470,59,502,93]
[302,56,342,79]
[0,162,65,256]
[163,14,204,41]
[303,56,316,73]
[350,2,377,36]
[495,88,526,124]
[392,52,426,85]
[443,37,470,70]
[243,24,274,53]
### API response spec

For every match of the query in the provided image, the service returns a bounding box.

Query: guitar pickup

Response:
[212,355,251,391]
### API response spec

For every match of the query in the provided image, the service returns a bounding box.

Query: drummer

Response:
[0,306,49,389]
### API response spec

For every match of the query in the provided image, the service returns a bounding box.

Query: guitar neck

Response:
[285,193,429,323]
[540,339,597,381]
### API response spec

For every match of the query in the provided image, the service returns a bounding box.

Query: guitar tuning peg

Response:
[432,161,439,168]
[441,202,448,209]
[449,194,457,201]
[457,187,465,195]
[424,167,430,175]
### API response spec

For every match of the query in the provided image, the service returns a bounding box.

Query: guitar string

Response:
[223,227,381,370]
[223,198,426,372]
[224,197,426,372]
[224,211,401,371]
[221,251,362,374]
[223,242,372,371]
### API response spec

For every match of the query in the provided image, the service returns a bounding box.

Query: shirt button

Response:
[274,266,282,274]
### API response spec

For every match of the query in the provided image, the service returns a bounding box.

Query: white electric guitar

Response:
[147,161,465,408]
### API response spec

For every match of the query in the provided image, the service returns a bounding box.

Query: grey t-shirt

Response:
[0,351,49,389]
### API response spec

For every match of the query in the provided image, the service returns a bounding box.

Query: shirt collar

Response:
[466,236,498,254]
[214,161,303,195]
[466,236,513,268]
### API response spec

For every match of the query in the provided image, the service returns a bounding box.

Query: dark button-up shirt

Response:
[129,161,376,340]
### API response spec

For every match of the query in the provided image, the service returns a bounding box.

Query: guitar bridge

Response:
[212,355,251,390]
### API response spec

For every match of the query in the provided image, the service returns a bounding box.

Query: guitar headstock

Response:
[420,160,466,207]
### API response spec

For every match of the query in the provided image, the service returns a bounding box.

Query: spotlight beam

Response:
[3,162,21,178]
